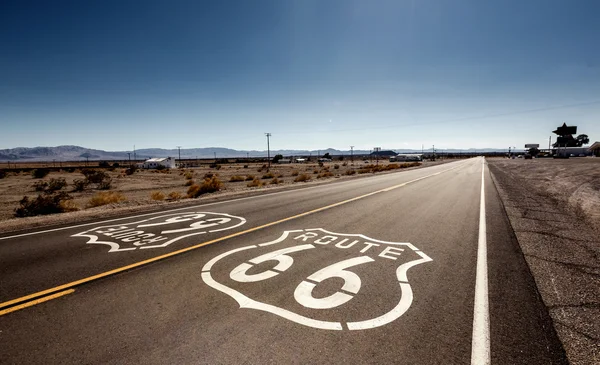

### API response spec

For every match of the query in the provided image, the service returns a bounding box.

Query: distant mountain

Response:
[0,145,507,161]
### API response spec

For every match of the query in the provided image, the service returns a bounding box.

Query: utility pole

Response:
[350,146,354,164]
[432,145,435,161]
[127,152,131,165]
[265,133,272,169]
[508,146,511,158]
[133,145,136,162]
[549,136,552,154]
[177,146,181,165]
[214,152,217,161]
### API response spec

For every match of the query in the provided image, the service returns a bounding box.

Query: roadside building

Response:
[141,157,176,169]
[589,142,600,157]
[277,159,292,164]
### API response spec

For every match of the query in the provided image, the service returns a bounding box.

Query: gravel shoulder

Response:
[487,158,600,365]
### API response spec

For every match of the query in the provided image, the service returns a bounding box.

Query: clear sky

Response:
[1,0,599,152]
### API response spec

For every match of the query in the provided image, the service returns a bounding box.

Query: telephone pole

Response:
[350,146,354,164]
[265,133,272,169]
[176,146,181,161]
[432,145,435,161]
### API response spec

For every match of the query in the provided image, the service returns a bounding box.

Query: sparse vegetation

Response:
[47,178,67,192]
[185,179,195,186]
[33,180,48,191]
[187,176,223,198]
[184,172,193,180]
[15,191,77,217]
[31,168,50,179]
[334,164,340,169]
[72,179,87,192]
[245,175,256,181]
[294,174,311,182]
[345,169,356,175]
[247,178,263,187]
[167,191,182,201]
[229,175,245,182]
[262,172,275,179]
[291,170,299,176]
[270,177,281,184]
[81,169,112,189]
[150,191,165,201]
[87,191,126,208]
[0,170,6,179]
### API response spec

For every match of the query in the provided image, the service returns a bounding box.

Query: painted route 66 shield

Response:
[72,212,246,252]
[202,228,432,330]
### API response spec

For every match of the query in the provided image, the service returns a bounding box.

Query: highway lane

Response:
[0,158,567,364]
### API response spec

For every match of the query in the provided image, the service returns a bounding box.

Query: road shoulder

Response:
[488,161,600,365]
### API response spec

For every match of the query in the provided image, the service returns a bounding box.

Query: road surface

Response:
[0,158,567,364]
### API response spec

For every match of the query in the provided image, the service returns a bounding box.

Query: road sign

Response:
[202,228,432,330]
[553,123,577,136]
[524,144,539,148]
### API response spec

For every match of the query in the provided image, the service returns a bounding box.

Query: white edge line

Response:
[0,159,470,241]
[471,157,491,365]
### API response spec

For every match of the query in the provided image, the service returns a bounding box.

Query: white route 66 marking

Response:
[202,228,432,330]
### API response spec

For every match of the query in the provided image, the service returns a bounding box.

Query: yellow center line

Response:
[0,289,75,316]
[0,160,469,315]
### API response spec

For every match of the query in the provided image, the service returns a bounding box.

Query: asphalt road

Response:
[0,158,567,364]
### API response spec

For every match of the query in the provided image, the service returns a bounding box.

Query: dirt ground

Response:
[0,159,441,230]
[488,157,600,229]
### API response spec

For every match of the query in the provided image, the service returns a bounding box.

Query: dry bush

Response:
[333,164,340,169]
[47,178,67,192]
[167,191,182,201]
[230,175,245,182]
[345,169,356,175]
[319,172,334,178]
[247,178,263,187]
[33,180,48,191]
[291,170,299,176]
[150,191,165,201]
[72,179,88,192]
[14,191,77,217]
[262,172,275,179]
[277,173,283,178]
[270,177,281,184]
[294,174,311,182]
[313,170,319,174]
[87,192,126,208]
[0,170,6,179]
[184,172,193,180]
[243,165,249,168]
[185,179,195,186]
[187,176,223,198]
[31,168,50,179]
[342,162,348,166]
[204,172,215,179]
[245,175,256,181]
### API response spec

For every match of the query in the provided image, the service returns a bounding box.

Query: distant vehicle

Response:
[318,158,332,163]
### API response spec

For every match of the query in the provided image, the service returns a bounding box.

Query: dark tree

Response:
[272,154,283,163]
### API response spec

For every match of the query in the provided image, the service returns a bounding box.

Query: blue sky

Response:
[1,0,599,151]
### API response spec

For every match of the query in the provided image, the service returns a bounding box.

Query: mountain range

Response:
[0,145,506,161]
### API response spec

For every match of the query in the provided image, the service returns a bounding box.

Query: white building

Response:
[141,157,176,169]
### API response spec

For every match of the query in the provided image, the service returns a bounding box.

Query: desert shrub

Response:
[47,178,67,192]
[14,191,77,217]
[294,174,311,182]
[184,172,193,180]
[358,168,371,174]
[31,168,50,179]
[112,162,120,167]
[243,165,249,168]
[204,172,214,179]
[247,178,262,187]
[313,170,319,174]
[333,164,340,169]
[245,175,256,181]
[167,191,182,201]
[150,191,165,200]
[33,180,48,191]
[345,169,356,175]
[65,167,76,173]
[270,177,281,184]
[0,170,6,179]
[291,170,299,176]
[72,179,88,192]
[262,164,267,169]
[257,168,263,173]
[320,171,334,178]
[184,179,195,186]
[262,172,274,179]
[230,175,245,182]
[98,161,110,168]
[187,176,223,198]
[125,167,136,175]
[342,162,348,166]
[87,191,126,208]
[97,178,112,190]
[209,163,221,170]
